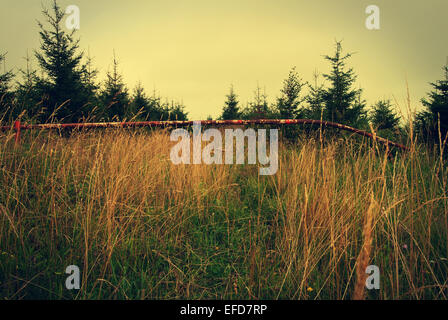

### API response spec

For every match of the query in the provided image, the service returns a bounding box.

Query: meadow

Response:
[0,127,447,299]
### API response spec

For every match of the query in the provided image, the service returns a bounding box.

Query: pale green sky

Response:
[1,0,447,119]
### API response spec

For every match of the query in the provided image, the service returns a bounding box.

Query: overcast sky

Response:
[1,0,447,119]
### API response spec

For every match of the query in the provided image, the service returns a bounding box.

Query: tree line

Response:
[219,41,448,144]
[0,0,447,144]
[0,1,188,124]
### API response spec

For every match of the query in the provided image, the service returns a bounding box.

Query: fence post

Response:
[14,120,21,144]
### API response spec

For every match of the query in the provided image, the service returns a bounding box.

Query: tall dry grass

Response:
[0,127,447,299]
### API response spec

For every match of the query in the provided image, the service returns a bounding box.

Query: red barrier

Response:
[13,120,21,144]
[0,119,408,151]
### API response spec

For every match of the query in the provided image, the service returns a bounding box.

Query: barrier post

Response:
[14,120,21,144]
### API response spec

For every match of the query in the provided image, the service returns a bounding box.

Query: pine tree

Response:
[417,63,448,142]
[99,54,130,121]
[221,85,241,120]
[322,41,363,126]
[370,99,399,130]
[34,0,90,122]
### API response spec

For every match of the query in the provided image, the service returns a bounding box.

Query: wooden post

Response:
[14,120,21,144]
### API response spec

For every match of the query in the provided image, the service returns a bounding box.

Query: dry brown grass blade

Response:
[353,193,377,300]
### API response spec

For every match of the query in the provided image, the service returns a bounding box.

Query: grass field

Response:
[0,128,447,299]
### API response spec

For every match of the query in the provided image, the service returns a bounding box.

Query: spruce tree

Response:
[0,52,14,120]
[276,67,305,141]
[146,92,164,120]
[245,85,270,120]
[131,82,173,121]
[304,71,325,120]
[79,51,99,120]
[277,67,305,119]
[99,54,130,121]
[370,99,399,130]
[347,89,368,129]
[159,99,188,121]
[15,52,44,121]
[34,0,90,122]
[131,82,150,120]
[417,63,448,142]
[166,100,188,121]
[221,85,240,120]
[322,41,364,126]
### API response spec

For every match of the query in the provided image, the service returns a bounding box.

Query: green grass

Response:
[0,129,447,299]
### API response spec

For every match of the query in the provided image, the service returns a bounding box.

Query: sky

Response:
[1,0,447,120]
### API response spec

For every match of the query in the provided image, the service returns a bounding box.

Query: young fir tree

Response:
[79,50,100,120]
[347,89,368,129]
[168,100,188,120]
[146,91,165,121]
[221,85,241,120]
[158,99,188,121]
[416,63,448,142]
[0,52,14,120]
[277,67,305,119]
[245,84,270,120]
[370,99,400,131]
[322,41,365,126]
[304,70,325,120]
[34,0,91,122]
[15,52,45,121]
[276,67,305,141]
[99,54,130,121]
[131,82,150,120]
